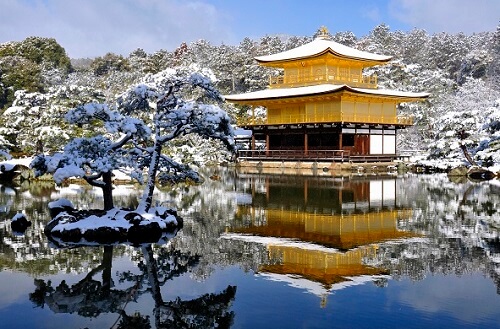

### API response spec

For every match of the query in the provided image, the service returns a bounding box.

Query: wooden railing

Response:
[238,149,349,162]
[340,114,414,125]
[269,73,378,89]
[241,113,413,126]
[238,149,401,163]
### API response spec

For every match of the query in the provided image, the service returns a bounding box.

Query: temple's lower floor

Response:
[241,123,401,159]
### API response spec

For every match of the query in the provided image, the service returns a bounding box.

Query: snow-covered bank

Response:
[407,158,500,178]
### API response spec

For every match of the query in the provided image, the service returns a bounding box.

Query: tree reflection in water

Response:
[29,244,236,329]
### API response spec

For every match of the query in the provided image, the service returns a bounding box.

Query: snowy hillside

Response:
[0,25,499,167]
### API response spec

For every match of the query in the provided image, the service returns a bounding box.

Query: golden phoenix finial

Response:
[317,26,330,39]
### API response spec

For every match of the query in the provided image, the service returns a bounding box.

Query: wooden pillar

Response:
[339,132,344,160]
[266,134,270,156]
[304,132,308,155]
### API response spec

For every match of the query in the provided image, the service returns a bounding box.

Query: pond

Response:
[0,169,499,329]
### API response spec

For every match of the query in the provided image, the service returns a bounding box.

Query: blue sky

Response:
[1,0,499,58]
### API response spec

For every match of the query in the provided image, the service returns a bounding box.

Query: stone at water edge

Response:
[467,166,496,181]
[11,213,31,232]
[448,165,469,177]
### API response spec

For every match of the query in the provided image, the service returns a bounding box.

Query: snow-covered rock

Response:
[11,212,31,232]
[44,205,182,247]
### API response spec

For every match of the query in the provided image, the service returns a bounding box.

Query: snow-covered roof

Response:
[255,37,392,64]
[224,84,429,103]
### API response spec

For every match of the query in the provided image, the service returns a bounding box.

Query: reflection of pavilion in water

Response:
[229,175,415,303]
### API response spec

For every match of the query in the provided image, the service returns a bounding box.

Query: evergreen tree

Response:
[488,22,500,87]
[0,37,72,108]
[31,66,235,212]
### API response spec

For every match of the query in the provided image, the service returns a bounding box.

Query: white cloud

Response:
[389,0,500,34]
[362,5,383,23]
[2,0,498,58]
[0,0,234,58]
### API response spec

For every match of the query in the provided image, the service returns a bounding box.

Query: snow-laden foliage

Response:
[0,37,71,108]
[114,66,235,211]
[0,85,106,154]
[428,79,500,167]
[0,134,12,160]
[31,66,235,212]
[2,24,500,167]
[116,66,234,149]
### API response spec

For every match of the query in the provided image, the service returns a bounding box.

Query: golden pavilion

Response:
[225,27,429,162]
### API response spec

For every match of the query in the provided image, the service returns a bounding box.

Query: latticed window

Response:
[339,67,349,78]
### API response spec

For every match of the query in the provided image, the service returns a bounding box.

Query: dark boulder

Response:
[128,221,162,244]
[467,166,495,181]
[50,227,82,243]
[124,212,144,225]
[83,227,127,244]
[11,213,31,232]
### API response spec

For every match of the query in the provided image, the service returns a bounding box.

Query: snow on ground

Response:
[52,208,174,232]
[48,201,178,233]
[0,157,33,172]
[0,157,138,183]
[1,157,33,167]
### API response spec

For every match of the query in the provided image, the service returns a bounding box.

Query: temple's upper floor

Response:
[255,30,393,89]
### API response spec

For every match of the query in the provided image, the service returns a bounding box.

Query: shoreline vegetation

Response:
[1,156,499,184]
[1,156,498,246]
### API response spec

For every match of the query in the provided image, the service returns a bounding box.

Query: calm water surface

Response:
[0,169,499,329]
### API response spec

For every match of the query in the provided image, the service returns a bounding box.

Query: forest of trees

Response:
[0,24,499,167]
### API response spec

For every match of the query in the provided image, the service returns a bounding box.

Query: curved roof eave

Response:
[255,38,392,64]
[224,84,430,104]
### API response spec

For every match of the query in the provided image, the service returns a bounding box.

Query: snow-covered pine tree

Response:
[428,78,500,166]
[31,66,235,213]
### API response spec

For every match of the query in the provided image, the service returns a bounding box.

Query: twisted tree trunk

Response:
[460,144,478,166]
[138,142,163,213]
[102,171,114,211]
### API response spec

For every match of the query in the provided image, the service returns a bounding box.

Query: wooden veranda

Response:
[237,149,400,163]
